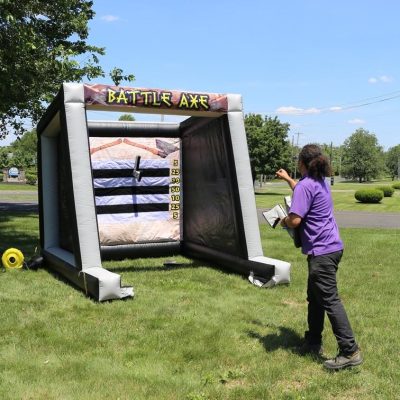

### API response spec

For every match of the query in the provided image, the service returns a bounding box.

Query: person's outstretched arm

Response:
[276,168,297,190]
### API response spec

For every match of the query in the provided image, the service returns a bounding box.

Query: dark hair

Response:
[298,144,331,179]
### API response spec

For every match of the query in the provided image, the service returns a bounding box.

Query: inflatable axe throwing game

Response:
[37,83,290,301]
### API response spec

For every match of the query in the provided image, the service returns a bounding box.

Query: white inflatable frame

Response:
[37,83,290,301]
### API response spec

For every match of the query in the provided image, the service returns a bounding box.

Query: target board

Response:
[89,137,181,246]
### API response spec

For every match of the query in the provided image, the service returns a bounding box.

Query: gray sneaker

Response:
[323,349,363,370]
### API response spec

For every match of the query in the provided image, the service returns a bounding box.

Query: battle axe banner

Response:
[84,84,229,114]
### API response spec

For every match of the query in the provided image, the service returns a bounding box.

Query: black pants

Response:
[305,250,358,355]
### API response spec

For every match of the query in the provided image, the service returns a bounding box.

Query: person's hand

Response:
[276,168,290,181]
[280,216,288,227]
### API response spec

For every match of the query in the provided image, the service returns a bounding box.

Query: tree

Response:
[0,146,12,169]
[244,114,291,183]
[319,143,342,176]
[10,130,37,154]
[0,129,38,183]
[118,114,136,122]
[9,130,37,167]
[0,0,134,139]
[0,130,37,169]
[385,144,400,180]
[341,128,385,182]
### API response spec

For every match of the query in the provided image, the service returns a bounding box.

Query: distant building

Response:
[2,167,26,183]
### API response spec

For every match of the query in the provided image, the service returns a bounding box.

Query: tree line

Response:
[2,116,399,185]
[245,114,400,183]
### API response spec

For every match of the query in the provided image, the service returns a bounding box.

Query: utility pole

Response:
[398,155,400,180]
[291,135,295,178]
[295,132,302,147]
[293,132,303,178]
[330,141,334,185]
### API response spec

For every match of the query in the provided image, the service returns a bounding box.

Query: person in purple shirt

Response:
[276,144,362,370]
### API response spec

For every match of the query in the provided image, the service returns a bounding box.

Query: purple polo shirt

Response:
[289,175,343,256]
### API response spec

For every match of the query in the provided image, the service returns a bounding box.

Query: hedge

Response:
[354,189,383,203]
[375,186,395,197]
[393,182,400,190]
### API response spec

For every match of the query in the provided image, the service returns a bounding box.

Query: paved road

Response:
[1,198,399,229]
[0,201,39,213]
[257,209,400,229]
[0,190,38,212]
[333,210,400,228]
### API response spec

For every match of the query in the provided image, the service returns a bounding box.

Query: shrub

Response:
[392,182,400,190]
[375,186,395,197]
[25,173,37,185]
[354,189,383,203]
[25,166,37,185]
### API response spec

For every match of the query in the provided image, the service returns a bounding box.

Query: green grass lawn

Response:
[0,182,37,191]
[255,180,400,212]
[0,182,38,202]
[0,192,38,202]
[1,211,399,399]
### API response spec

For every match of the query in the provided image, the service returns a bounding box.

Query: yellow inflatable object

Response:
[1,248,24,269]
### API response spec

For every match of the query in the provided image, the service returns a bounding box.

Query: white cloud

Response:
[348,118,365,124]
[368,75,393,84]
[304,107,321,114]
[275,106,321,115]
[275,106,302,115]
[101,15,120,22]
[329,106,342,112]
[379,75,393,83]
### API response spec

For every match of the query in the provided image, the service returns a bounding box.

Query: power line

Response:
[272,89,400,116]
[337,93,400,111]
[331,89,400,108]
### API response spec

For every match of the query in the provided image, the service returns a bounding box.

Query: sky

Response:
[3,0,400,150]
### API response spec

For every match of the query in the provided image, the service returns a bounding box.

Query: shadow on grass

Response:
[39,265,106,303]
[254,192,288,196]
[247,324,328,360]
[247,325,302,352]
[107,259,205,273]
[0,212,40,255]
